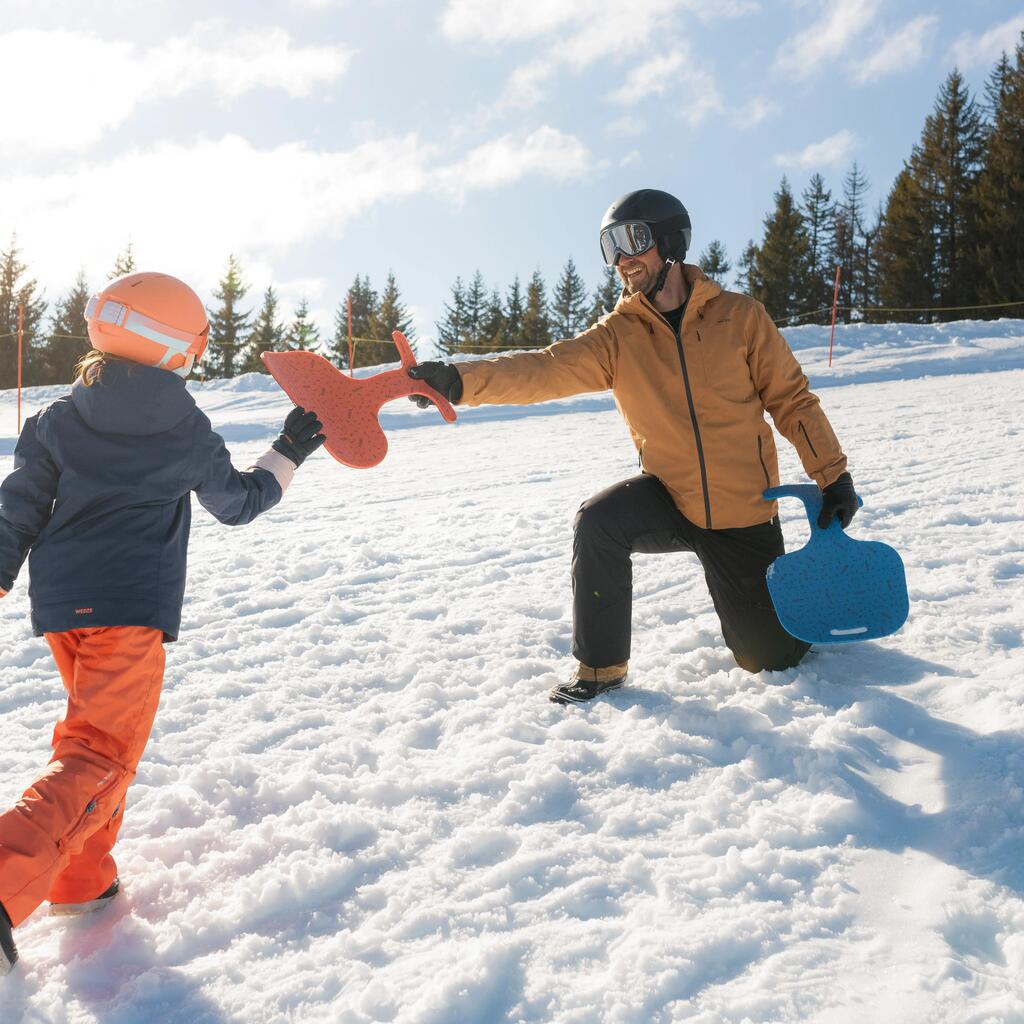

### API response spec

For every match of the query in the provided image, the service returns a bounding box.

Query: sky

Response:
[1,0,1022,354]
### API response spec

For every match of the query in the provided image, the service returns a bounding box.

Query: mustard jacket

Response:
[456,265,847,530]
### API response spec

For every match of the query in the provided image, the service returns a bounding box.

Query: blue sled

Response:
[763,484,909,645]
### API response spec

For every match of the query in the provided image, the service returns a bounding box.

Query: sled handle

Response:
[764,483,863,533]
[392,330,417,370]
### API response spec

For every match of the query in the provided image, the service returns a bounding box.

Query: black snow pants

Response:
[571,474,810,673]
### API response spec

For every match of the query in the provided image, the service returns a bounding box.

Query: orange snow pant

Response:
[0,626,164,927]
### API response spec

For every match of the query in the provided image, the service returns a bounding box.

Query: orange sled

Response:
[262,331,457,468]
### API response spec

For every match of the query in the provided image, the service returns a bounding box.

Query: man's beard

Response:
[618,264,655,295]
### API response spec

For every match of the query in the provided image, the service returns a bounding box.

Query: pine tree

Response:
[875,69,986,320]
[860,204,883,320]
[550,257,588,338]
[109,241,137,280]
[348,275,379,339]
[436,277,467,358]
[44,271,92,384]
[362,271,414,365]
[504,276,525,343]
[463,271,487,351]
[801,173,836,321]
[241,286,285,373]
[984,51,1013,120]
[205,255,251,379]
[697,240,731,284]
[0,236,47,389]
[478,288,505,353]
[518,269,551,349]
[749,178,813,322]
[588,265,621,324]
[332,275,381,368]
[975,34,1024,307]
[832,163,871,319]
[374,273,414,340]
[286,298,320,351]
[923,71,986,316]
[734,240,760,295]
[875,168,936,321]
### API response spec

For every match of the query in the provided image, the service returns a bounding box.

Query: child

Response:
[0,271,324,972]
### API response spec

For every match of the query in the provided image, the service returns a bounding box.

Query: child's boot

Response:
[49,878,120,917]
[0,902,16,974]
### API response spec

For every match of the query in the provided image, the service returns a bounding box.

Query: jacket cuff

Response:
[250,449,296,494]
[813,459,849,489]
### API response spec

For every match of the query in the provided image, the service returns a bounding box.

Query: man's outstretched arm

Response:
[408,324,618,408]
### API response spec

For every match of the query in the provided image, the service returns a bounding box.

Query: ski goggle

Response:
[600,221,655,266]
[86,295,208,375]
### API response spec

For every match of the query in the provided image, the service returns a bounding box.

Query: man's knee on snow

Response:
[732,643,808,674]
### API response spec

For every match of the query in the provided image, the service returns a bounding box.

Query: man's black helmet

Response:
[600,189,692,266]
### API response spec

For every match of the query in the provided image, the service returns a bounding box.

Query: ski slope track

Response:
[1,319,1022,1023]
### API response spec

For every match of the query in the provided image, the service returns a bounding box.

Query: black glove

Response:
[407,362,463,408]
[272,406,325,467]
[817,471,858,529]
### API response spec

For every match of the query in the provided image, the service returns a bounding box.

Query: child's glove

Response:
[0,589,7,598]
[272,407,325,467]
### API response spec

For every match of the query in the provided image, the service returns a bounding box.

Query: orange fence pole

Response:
[828,265,841,368]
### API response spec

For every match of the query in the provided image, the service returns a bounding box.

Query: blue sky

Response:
[2,0,1022,354]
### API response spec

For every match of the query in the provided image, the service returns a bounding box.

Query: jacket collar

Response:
[614,263,722,328]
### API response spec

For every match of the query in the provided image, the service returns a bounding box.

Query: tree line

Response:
[2,34,1021,388]
[735,35,1024,325]
[0,242,420,388]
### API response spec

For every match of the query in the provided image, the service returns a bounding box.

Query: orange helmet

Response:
[85,272,209,378]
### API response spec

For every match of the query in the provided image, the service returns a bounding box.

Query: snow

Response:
[1,319,1023,1023]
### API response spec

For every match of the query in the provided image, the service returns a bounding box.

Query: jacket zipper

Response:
[798,421,819,459]
[651,303,712,529]
[57,773,123,854]
[757,435,771,489]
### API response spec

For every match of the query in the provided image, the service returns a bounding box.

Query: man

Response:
[409,189,858,704]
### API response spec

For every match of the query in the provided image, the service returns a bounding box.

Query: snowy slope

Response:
[1,320,1023,1023]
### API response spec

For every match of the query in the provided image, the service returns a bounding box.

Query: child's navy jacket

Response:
[0,362,282,640]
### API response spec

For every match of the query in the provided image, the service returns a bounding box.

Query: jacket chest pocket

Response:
[693,325,756,403]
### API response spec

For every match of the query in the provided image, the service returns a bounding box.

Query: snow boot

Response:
[49,878,120,917]
[0,902,16,975]
[549,663,627,705]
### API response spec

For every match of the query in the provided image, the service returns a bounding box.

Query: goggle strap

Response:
[88,296,204,357]
[125,312,198,356]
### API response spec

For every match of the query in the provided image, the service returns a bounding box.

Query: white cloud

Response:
[774,129,858,169]
[854,15,937,84]
[502,60,558,109]
[774,0,881,80]
[949,14,1024,70]
[605,116,647,138]
[1,129,593,300]
[608,47,723,128]
[441,0,759,44]
[441,0,580,43]
[608,52,686,105]
[732,96,780,129]
[436,127,594,196]
[444,0,748,112]
[0,25,353,157]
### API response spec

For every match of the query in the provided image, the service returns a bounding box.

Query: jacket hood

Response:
[614,263,723,326]
[71,360,197,436]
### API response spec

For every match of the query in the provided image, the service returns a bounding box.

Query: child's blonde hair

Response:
[74,350,128,387]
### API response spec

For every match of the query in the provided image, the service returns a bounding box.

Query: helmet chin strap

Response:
[644,257,676,302]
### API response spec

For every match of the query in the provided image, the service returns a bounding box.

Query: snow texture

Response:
[1,319,1023,1023]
